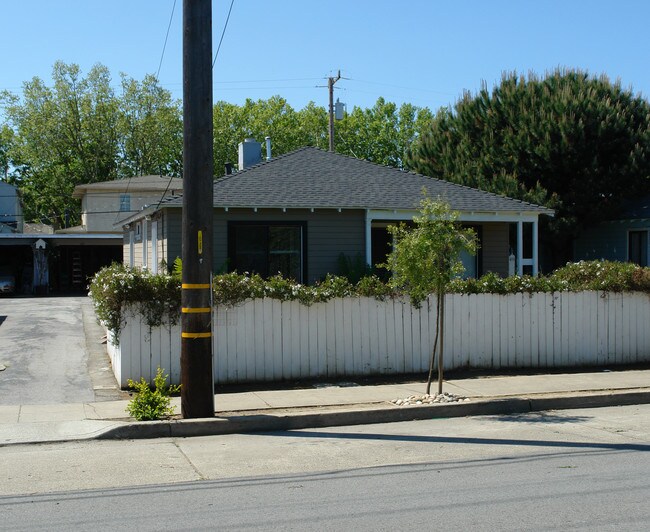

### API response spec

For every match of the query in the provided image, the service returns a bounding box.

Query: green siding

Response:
[213,208,365,283]
[481,223,510,277]
[574,220,650,262]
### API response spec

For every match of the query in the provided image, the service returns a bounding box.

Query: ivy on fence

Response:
[89,260,650,339]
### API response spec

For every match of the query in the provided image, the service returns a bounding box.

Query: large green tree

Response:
[212,96,432,175]
[2,62,120,227]
[2,63,182,228]
[337,97,433,169]
[117,74,183,178]
[408,69,650,267]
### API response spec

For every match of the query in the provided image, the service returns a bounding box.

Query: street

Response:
[2,404,650,530]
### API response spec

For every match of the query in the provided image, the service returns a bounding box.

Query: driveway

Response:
[0,296,123,405]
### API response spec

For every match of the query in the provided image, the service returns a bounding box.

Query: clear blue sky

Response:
[2,0,650,114]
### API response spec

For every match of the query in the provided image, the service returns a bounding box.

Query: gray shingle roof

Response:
[159,147,553,214]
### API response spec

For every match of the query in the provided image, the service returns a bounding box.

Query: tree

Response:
[408,69,650,268]
[1,63,183,228]
[385,197,477,395]
[1,62,121,228]
[336,97,433,169]
[0,125,14,181]
[211,96,432,175]
[117,74,183,177]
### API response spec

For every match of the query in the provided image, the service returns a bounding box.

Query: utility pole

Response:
[181,0,214,419]
[328,70,341,152]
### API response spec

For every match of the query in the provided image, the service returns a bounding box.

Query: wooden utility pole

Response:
[328,70,341,152]
[181,0,214,419]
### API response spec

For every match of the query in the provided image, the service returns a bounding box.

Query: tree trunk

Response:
[437,291,445,395]
[425,293,441,396]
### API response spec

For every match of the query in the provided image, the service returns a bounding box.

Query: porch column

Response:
[517,220,523,276]
[532,219,539,276]
[365,210,372,266]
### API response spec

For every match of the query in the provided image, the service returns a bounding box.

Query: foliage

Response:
[1,62,181,229]
[89,261,650,343]
[126,367,180,421]
[384,196,478,306]
[337,253,374,284]
[88,263,180,339]
[211,95,433,175]
[1,62,120,228]
[336,97,434,170]
[383,196,477,395]
[117,74,182,177]
[408,69,650,267]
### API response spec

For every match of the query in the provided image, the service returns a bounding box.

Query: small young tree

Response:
[385,196,477,395]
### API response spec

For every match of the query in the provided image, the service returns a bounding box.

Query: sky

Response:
[2,0,650,115]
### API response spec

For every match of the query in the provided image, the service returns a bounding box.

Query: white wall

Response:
[106,291,650,387]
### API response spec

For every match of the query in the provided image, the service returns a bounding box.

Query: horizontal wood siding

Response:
[164,210,182,268]
[212,208,365,283]
[574,220,650,262]
[481,222,509,276]
[111,291,650,387]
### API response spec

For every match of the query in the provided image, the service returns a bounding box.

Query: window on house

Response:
[629,230,648,267]
[228,223,304,282]
[119,194,131,212]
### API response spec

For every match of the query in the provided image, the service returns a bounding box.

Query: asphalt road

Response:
[0,296,101,404]
[2,404,650,530]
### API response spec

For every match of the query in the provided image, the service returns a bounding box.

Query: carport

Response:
[0,233,121,294]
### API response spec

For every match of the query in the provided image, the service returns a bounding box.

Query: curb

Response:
[97,389,650,441]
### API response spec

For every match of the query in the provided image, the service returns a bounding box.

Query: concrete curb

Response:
[96,389,650,441]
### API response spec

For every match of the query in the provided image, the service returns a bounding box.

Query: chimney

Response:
[238,138,262,170]
[265,136,272,161]
[224,162,233,175]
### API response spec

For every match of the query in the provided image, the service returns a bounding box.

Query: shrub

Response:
[89,261,650,340]
[126,367,181,421]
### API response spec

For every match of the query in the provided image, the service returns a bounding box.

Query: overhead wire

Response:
[212,0,235,68]
[156,0,178,80]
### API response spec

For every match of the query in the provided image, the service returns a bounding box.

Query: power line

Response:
[156,0,178,80]
[212,0,235,68]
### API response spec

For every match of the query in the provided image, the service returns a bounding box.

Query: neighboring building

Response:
[66,175,184,233]
[574,195,650,267]
[0,181,23,234]
[121,144,553,281]
[0,175,184,294]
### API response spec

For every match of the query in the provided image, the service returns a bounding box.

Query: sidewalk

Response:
[1,368,650,446]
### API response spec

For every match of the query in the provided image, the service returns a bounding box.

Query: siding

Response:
[164,210,182,268]
[212,208,365,283]
[574,220,650,262]
[481,222,509,276]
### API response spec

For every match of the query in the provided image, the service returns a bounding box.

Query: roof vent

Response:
[265,136,272,161]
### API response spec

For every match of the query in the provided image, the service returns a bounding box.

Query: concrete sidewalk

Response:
[1,368,650,446]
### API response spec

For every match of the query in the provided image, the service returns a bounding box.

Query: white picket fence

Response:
[106,291,650,388]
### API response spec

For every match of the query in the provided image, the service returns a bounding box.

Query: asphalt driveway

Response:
[0,296,122,405]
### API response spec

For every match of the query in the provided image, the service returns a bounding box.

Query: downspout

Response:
[517,220,523,276]
[365,210,372,267]
[532,218,539,276]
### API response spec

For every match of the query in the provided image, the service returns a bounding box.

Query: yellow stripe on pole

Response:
[182,283,211,289]
[182,307,211,314]
[181,332,213,339]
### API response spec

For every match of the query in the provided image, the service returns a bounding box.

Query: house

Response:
[121,143,553,281]
[0,175,183,294]
[574,195,650,267]
[65,174,184,234]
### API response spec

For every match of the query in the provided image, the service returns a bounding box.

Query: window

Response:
[629,230,648,267]
[228,223,305,282]
[119,194,131,212]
